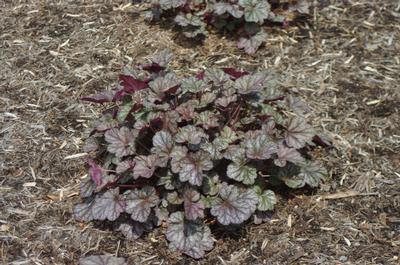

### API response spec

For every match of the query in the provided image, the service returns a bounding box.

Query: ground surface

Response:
[1,0,399,264]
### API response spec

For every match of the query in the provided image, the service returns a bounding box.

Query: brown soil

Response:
[1,0,399,264]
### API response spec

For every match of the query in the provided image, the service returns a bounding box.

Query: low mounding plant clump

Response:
[75,50,328,259]
[142,0,310,54]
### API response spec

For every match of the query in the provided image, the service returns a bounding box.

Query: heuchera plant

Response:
[75,50,328,259]
[141,0,310,54]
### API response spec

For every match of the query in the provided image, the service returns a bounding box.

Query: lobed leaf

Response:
[166,212,214,259]
[211,184,258,225]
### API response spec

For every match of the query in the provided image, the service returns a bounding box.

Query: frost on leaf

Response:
[184,189,205,220]
[125,186,159,222]
[254,186,276,211]
[246,134,278,160]
[274,144,305,167]
[105,127,136,157]
[238,30,267,55]
[179,151,213,186]
[227,157,257,185]
[211,184,258,225]
[92,188,125,221]
[239,0,271,23]
[133,155,160,179]
[175,125,207,145]
[285,117,315,149]
[166,212,214,259]
[151,131,174,166]
[79,255,127,265]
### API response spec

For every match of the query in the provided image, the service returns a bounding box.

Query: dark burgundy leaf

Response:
[81,90,115,104]
[222,68,249,79]
[166,212,214,259]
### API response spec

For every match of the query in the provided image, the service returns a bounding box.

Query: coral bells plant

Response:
[75,50,328,259]
[142,0,310,54]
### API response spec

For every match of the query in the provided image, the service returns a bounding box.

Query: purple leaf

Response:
[234,72,267,94]
[205,69,231,86]
[125,186,159,222]
[151,49,173,67]
[214,3,243,18]
[118,221,153,241]
[312,134,332,147]
[151,131,174,167]
[285,95,309,115]
[133,155,160,179]
[222,68,249,79]
[148,73,180,99]
[181,77,208,93]
[92,188,125,221]
[245,134,278,160]
[175,125,208,145]
[79,255,127,265]
[80,177,96,198]
[81,90,115,104]
[178,151,213,186]
[196,71,205,80]
[211,184,258,225]
[274,144,305,167]
[116,159,136,174]
[170,146,188,173]
[119,75,148,93]
[184,189,205,220]
[195,111,219,129]
[105,127,136,157]
[198,92,217,108]
[74,201,94,222]
[166,212,214,259]
[87,158,104,186]
[141,62,164,73]
[176,104,196,121]
[238,30,267,55]
[83,136,99,153]
[113,75,148,101]
[284,117,315,149]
